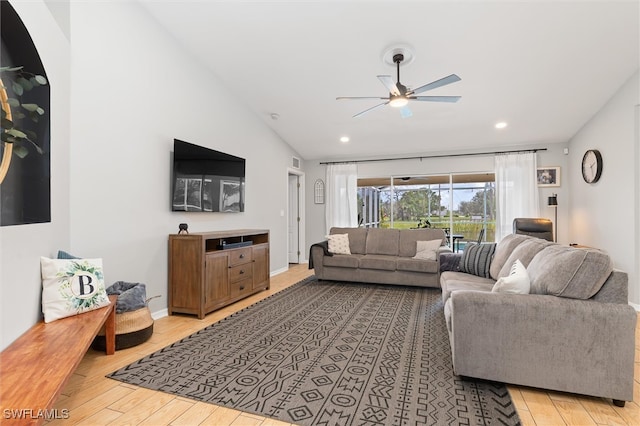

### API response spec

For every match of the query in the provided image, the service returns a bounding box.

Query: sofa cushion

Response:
[440,271,496,301]
[365,228,400,256]
[323,254,362,268]
[358,254,397,271]
[398,228,445,257]
[527,246,613,299]
[326,233,351,255]
[397,257,438,274]
[489,234,530,280]
[459,243,496,278]
[412,239,442,261]
[492,259,530,294]
[330,227,367,254]
[497,237,553,278]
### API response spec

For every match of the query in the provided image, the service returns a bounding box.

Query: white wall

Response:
[69,1,302,310]
[305,144,568,252]
[0,0,71,350]
[0,1,302,350]
[568,70,639,306]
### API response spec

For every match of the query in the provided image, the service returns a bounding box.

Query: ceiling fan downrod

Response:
[393,53,404,83]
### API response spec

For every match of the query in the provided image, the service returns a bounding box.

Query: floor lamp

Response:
[548,194,558,242]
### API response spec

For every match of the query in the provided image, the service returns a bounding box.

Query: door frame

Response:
[287,168,306,264]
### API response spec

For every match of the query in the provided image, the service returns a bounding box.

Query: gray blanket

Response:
[440,252,462,272]
[106,281,147,313]
[308,240,332,269]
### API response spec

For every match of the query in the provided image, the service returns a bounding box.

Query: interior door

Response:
[288,174,300,263]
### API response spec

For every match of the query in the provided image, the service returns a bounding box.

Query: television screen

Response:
[172,139,245,212]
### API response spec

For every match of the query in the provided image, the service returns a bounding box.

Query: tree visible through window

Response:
[357,173,496,247]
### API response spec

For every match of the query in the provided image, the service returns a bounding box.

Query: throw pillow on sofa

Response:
[492,259,530,294]
[326,233,351,255]
[459,242,496,278]
[412,239,442,261]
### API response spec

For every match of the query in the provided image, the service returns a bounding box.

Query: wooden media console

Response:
[168,229,270,319]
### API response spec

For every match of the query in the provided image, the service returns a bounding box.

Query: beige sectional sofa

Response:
[310,227,448,287]
[441,234,636,406]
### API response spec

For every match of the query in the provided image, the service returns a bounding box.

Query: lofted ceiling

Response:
[139,1,639,161]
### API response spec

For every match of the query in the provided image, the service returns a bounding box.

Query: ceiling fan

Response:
[337,53,461,118]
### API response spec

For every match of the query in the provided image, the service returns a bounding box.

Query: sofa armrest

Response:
[438,245,453,254]
[310,245,326,276]
[448,291,636,401]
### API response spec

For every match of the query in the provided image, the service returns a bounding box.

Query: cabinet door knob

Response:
[239,269,245,274]
[240,286,245,290]
[239,254,245,259]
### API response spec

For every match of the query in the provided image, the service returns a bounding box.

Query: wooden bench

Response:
[0,295,116,424]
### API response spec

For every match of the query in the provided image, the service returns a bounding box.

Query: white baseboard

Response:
[270,266,289,276]
[152,308,168,320]
[629,302,640,312]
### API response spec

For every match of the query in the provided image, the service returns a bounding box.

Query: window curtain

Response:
[494,152,539,241]
[325,164,358,234]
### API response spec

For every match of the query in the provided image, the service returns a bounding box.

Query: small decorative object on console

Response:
[178,223,188,234]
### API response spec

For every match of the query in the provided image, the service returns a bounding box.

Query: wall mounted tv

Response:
[172,139,245,212]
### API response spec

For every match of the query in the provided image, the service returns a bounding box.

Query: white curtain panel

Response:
[325,164,358,234]
[494,152,540,241]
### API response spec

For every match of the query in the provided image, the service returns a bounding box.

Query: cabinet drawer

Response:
[230,277,253,299]
[229,263,253,283]
[229,247,253,266]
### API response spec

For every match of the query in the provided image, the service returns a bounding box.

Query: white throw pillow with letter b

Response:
[40,257,111,323]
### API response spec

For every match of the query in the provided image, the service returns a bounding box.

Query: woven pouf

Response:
[92,306,154,351]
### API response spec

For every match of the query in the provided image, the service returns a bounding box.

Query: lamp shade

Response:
[548,195,558,206]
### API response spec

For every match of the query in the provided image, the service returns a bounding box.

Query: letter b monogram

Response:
[71,273,98,298]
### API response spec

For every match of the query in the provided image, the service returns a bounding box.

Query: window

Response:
[357,173,495,248]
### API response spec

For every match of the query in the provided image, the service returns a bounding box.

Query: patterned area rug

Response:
[108,278,520,425]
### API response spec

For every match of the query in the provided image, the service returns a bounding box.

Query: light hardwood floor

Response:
[51,264,640,425]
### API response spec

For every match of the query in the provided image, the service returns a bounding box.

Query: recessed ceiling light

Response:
[340,136,350,143]
[495,122,508,129]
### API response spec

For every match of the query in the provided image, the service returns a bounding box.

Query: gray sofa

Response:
[311,227,448,287]
[441,234,636,406]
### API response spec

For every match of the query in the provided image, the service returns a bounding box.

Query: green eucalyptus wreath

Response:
[1,66,47,155]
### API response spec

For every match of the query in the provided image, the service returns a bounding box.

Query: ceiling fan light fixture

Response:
[389,96,408,108]
[337,50,461,118]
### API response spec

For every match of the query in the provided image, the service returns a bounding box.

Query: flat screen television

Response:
[172,139,245,212]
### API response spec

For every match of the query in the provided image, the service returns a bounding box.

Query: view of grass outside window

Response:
[357,173,496,250]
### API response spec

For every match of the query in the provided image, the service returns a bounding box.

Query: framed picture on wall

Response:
[537,167,561,187]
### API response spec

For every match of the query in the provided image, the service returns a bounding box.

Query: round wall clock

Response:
[581,149,603,183]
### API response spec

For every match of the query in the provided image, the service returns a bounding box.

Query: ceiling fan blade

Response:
[400,105,413,119]
[377,75,400,96]
[353,101,389,118]
[410,95,461,103]
[336,96,388,100]
[408,74,461,95]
